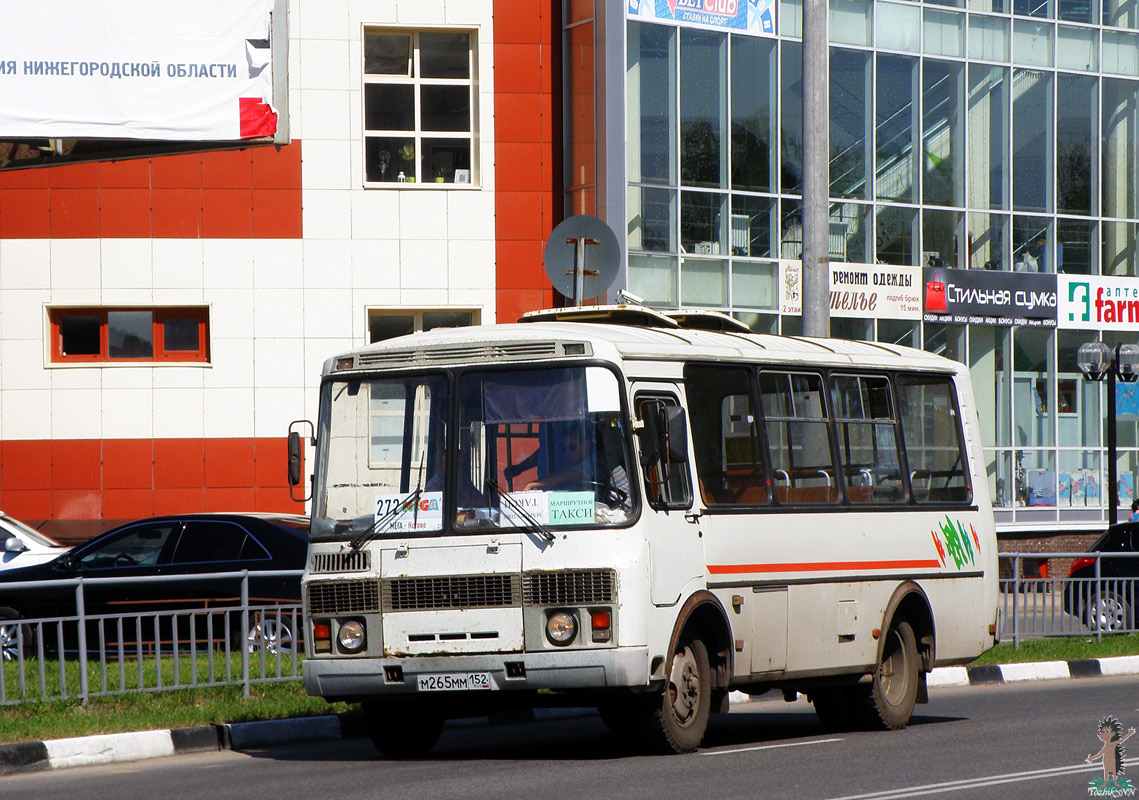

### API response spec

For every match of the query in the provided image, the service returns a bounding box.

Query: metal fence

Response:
[0,569,303,706]
[2,556,1134,704]
[1000,551,1139,647]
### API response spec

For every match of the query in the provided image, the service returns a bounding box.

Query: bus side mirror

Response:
[663,406,688,464]
[287,431,302,487]
[287,420,315,502]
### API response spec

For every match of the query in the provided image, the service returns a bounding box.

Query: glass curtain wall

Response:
[621,4,1139,521]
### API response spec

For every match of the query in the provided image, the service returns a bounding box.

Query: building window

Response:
[363,29,476,185]
[49,307,210,364]
[367,308,478,343]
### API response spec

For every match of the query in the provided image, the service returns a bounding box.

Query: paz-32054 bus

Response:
[291,306,998,756]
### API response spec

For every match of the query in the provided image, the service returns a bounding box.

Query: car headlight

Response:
[545,611,577,646]
[337,619,365,653]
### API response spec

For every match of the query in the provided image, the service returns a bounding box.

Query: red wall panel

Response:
[493,0,561,322]
[0,143,302,240]
[0,437,306,542]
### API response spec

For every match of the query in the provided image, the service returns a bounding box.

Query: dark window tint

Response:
[365,84,415,131]
[364,33,412,75]
[163,317,200,351]
[685,365,768,506]
[59,315,101,356]
[419,32,470,78]
[108,310,153,359]
[78,523,179,570]
[171,522,268,564]
[635,395,692,510]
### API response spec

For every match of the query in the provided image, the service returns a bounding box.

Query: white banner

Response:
[0,0,276,141]
[779,261,922,320]
[1059,275,1139,331]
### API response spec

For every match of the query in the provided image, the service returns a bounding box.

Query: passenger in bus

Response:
[525,431,590,491]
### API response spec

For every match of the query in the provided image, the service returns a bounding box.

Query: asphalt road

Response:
[7,676,1137,800]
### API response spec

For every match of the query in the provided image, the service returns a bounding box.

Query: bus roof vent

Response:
[520,305,682,328]
[663,310,753,333]
[356,340,573,367]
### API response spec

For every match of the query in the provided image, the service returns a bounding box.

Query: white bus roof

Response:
[326,307,958,377]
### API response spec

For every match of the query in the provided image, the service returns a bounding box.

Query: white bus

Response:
[293,306,998,756]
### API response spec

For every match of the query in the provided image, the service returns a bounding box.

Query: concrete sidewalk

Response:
[4,654,1138,776]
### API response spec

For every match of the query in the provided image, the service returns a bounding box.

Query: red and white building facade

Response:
[0,0,567,541]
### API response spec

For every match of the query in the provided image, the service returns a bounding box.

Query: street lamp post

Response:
[1077,342,1139,525]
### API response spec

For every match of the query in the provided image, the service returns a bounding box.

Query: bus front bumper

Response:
[303,646,651,700]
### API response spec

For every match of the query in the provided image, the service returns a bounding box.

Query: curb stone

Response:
[4,654,1138,775]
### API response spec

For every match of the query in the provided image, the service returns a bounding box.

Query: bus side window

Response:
[685,365,769,506]
[757,371,840,504]
[896,375,972,504]
[830,374,907,504]
[635,395,692,511]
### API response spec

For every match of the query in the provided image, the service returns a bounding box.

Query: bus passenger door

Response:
[633,388,703,606]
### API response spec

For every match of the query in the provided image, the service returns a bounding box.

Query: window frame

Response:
[366,307,480,344]
[49,306,211,365]
[361,26,478,188]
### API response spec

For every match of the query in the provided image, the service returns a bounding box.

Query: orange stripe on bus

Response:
[707,559,943,575]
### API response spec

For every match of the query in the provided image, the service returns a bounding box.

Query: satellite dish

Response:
[543,215,620,304]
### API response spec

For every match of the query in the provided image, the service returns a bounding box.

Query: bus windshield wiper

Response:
[349,487,421,550]
[351,457,428,550]
[486,477,555,542]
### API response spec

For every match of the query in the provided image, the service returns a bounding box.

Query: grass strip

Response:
[970,633,1139,666]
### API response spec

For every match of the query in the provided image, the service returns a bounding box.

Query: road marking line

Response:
[824,762,1101,800]
[700,737,844,756]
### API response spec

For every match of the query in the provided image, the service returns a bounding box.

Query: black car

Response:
[1063,521,1139,632]
[0,513,309,660]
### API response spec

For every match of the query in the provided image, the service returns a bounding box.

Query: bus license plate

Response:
[417,672,493,692]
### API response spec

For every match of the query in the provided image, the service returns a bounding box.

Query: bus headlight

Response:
[337,619,366,653]
[545,611,577,646]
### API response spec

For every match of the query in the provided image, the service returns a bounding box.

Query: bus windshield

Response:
[311,365,636,541]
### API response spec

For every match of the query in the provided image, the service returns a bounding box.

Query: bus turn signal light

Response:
[591,609,611,643]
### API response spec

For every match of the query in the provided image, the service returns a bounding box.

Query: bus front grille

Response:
[523,569,615,606]
[383,574,520,611]
[311,551,371,573]
[307,580,381,615]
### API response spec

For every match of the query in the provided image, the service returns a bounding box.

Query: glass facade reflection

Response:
[601,0,1139,530]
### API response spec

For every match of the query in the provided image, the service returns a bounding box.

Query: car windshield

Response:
[310,366,636,540]
[1,514,62,548]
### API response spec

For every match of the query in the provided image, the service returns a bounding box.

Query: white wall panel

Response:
[253,337,307,388]
[152,387,205,438]
[0,239,51,289]
[302,190,354,239]
[298,89,353,142]
[400,239,448,289]
[302,239,353,288]
[302,289,355,339]
[49,240,100,290]
[299,138,355,191]
[203,387,256,437]
[299,39,352,90]
[253,386,306,437]
[203,240,255,289]
[204,337,255,389]
[152,239,205,290]
[254,239,304,289]
[207,289,257,339]
[2,388,52,439]
[350,239,401,288]
[0,340,50,389]
[101,388,156,439]
[51,388,103,439]
[100,240,154,291]
[252,289,305,339]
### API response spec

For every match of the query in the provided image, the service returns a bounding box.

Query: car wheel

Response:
[1088,592,1130,633]
[0,608,32,661]
[246,614,296,654]
[858,619,920,730]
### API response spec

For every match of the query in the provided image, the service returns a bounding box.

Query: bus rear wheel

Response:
[364,702,445,759]
[862,619,919,730]
[810,620,920,732]
[638,636,712,754]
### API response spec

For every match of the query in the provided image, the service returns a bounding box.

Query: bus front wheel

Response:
[640,636,712,754]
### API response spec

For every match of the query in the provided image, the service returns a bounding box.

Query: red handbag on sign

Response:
[925,270,947,312]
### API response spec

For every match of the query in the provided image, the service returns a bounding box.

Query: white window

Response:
[367,308,479,343]
[363,29,476,186]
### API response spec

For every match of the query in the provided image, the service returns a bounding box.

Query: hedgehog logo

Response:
[1087,715,1136,795]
